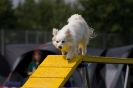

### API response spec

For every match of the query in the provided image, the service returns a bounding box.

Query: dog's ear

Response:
[52,37,55,41]
[65,29,71,36]
[53,28,58,36]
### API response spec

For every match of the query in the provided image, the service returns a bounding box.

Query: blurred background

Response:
[1,0,133,88]
[1,0,133,54]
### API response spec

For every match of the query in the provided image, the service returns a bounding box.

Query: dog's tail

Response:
[88,27,96,39]
[84,22,96,39]
[67,14,85,22]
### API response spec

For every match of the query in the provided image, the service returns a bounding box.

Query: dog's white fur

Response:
[52,14,95,60]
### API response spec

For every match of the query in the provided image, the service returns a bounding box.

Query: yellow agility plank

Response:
[22,55,133,88]
[39,55,81,67]
[31,67,72,78]
[82,56,133,64]
[22,55,82,88]
[22,78,64,88]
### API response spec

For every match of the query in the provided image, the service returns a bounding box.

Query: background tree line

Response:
[0,0,133,33]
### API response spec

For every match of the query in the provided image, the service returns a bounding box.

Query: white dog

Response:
[52,14,95,60]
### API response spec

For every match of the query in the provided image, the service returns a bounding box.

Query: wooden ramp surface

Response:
[22,55,82,88]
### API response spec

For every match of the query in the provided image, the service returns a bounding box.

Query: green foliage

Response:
[1,0,133,33]
[80,0,133,33]
[0,0,16,29]
[15,0,81,30]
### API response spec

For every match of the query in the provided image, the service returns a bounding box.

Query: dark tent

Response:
[0,53,10,85]
[5,44,39,69]
[106,45,133,57]
[5,42,106,87]
[101,45,133,88]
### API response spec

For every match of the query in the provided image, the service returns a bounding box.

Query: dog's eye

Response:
[62,41,65,43]
[56,41,59,43]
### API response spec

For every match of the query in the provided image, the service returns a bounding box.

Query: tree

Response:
[80,0,133,33]
[14,0,36,29]
[15,0,81,30]
[0,0,16,29]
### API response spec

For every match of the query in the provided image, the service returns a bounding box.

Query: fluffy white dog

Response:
[52,14,95,60]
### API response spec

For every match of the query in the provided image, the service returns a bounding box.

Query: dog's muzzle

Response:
[58,46,62,49]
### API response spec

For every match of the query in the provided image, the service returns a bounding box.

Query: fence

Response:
[0,29,133,55]
[0,29,53,55]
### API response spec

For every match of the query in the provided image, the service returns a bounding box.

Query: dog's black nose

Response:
[58,46,62,49]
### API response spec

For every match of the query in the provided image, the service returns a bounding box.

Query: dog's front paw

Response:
[66,56,71,60]
[66,58,71,60]
[66,54,72,60]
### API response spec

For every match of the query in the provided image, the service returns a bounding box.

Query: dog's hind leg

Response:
[77,47,80,54]
[80,43,87,55]
[76,44,80,54]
